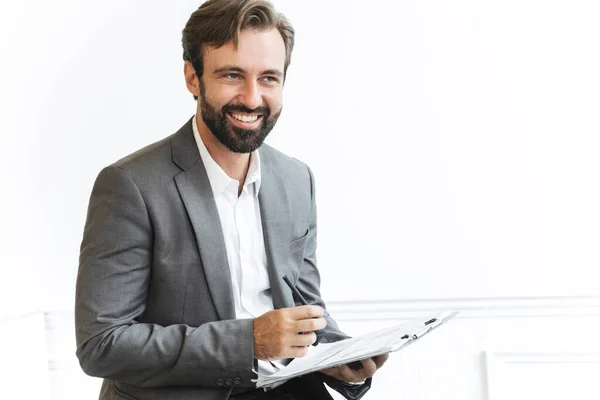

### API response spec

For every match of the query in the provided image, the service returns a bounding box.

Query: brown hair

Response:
[182,0,295,99]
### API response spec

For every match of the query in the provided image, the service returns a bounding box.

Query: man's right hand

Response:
[253,305,327,360]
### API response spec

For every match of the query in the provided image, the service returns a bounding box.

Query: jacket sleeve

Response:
[75,165,256,388]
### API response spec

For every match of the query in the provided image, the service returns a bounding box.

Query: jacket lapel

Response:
[258,149,295,310]
[172,118,235,321]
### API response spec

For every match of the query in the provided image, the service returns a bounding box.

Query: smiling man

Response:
[75,1,387,399]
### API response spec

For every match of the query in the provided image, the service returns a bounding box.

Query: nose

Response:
[237,80,263,111]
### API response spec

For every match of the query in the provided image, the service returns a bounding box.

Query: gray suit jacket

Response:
[75,118,369,400]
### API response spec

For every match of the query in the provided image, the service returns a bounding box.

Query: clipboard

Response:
[253,310,460,389]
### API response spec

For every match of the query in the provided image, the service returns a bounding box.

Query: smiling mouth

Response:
[227,112,263,127]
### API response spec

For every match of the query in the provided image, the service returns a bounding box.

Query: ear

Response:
[184,61,200,98]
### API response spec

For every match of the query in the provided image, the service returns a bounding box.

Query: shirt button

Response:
[233,377,242,385]
[216,378,224,386]
[225,378,233,386]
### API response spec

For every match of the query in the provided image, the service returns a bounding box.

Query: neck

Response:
[196,116,251,183]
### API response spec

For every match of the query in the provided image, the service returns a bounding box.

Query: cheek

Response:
[204,83,237,108]
[265,92,283,113]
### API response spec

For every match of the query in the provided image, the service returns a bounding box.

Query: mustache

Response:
[223,104,270,116]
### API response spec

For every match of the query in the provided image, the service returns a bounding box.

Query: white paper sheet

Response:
[253,310,459,389]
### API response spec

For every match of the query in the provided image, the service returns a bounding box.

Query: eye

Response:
[262,76,280,84]
[224,73,241,80]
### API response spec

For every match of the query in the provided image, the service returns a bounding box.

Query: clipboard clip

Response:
[400,317,439,340]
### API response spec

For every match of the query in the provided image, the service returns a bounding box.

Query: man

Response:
[75,1,388,399]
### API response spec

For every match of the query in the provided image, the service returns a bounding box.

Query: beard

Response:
[199,80,281,153]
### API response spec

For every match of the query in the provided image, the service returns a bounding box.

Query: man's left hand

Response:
[319,354,389,383]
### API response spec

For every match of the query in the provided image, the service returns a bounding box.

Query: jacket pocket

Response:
[290,229,309,254]
[112,383,145,400]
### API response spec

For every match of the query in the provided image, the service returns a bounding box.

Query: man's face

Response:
[196,28,285,153]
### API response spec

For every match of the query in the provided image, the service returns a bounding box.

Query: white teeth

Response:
[232,114,258,123]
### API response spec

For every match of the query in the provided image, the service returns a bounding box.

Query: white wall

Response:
[0,313,50,397]
[1,0,599,398]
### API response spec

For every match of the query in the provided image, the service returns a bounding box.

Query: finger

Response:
[372,353,389,369]
[295,317,326,332]
[336,364,366,383]
[358,358,377,378]
[319,366,343,381]
[290,331,317,347]
[290,305,323,320]
[338,359,377,382]
[287,345,310,358]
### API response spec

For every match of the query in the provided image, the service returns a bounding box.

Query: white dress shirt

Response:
[192,116,280,374]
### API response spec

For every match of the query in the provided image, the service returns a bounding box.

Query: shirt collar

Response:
[192,115,261,197]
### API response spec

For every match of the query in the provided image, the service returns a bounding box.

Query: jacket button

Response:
[233,377,242,385]
[216,378,224,386]
[225,378,233,386]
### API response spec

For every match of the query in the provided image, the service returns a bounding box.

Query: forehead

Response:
[203,28,286,73]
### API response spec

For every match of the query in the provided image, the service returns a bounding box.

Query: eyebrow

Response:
[213,65,284,78]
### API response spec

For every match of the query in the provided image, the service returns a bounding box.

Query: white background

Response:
[1,0,599,398]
